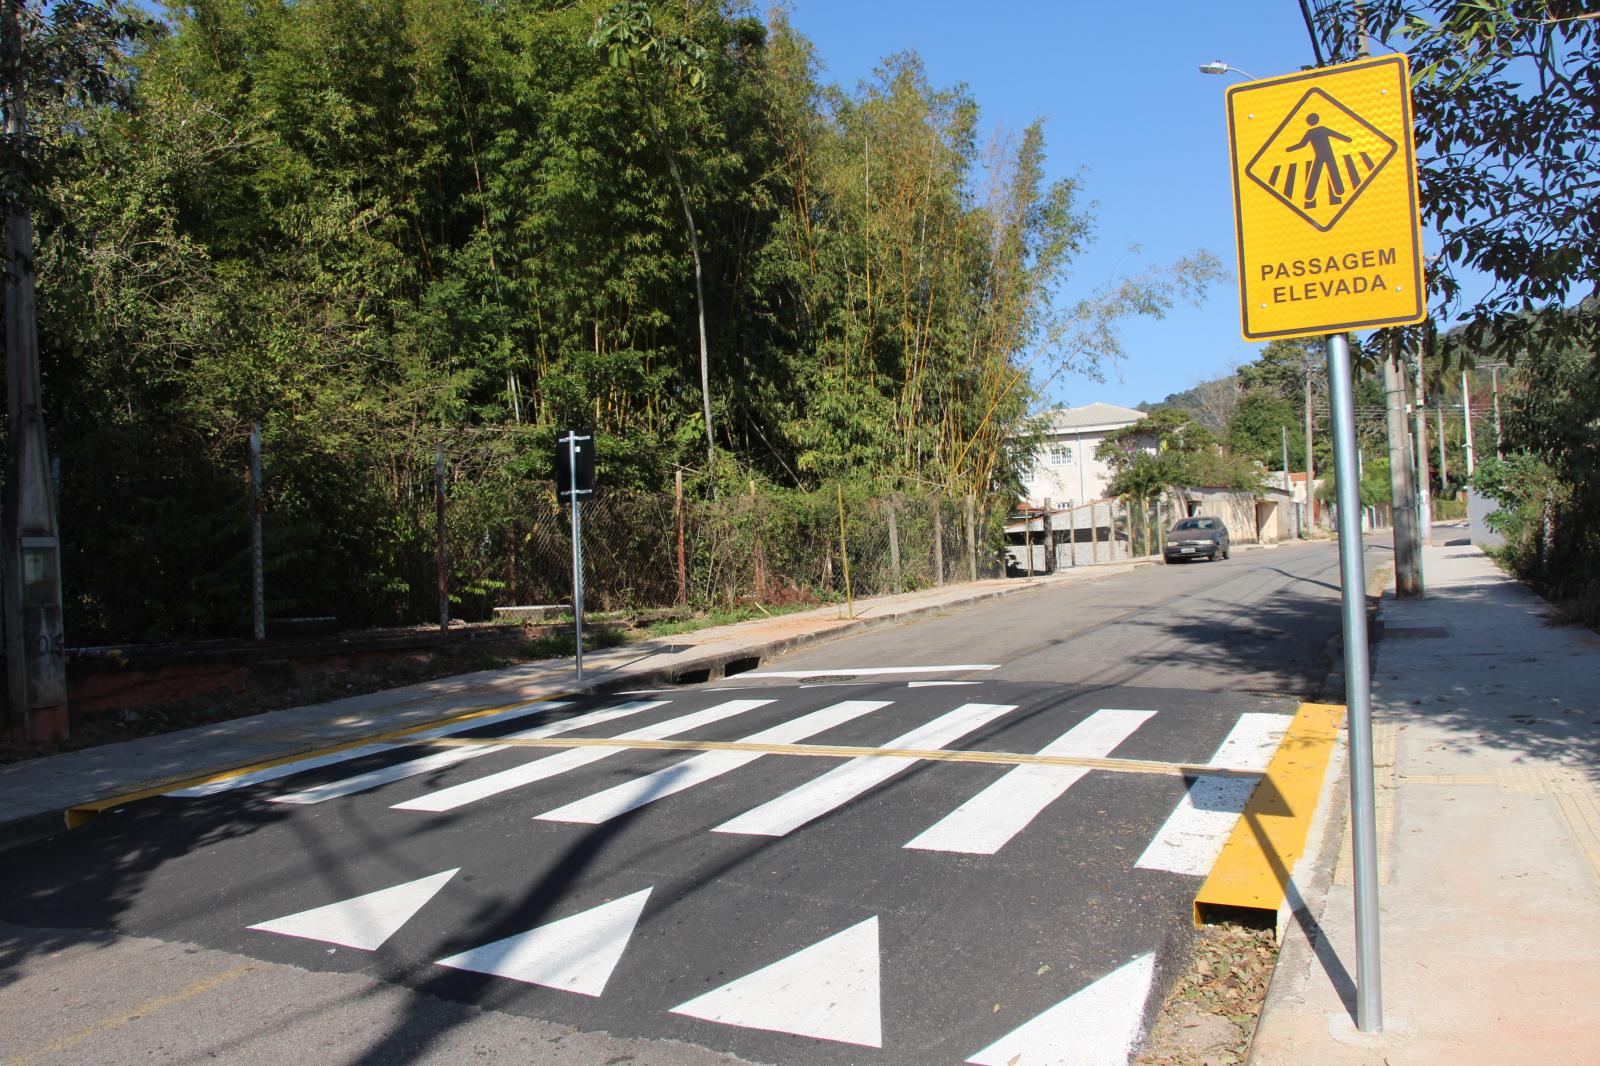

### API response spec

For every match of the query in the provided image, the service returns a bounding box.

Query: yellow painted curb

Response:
[1193,701,1344,925]
[62,693,575,829]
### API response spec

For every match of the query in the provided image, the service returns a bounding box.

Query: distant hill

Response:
[1137,375,1232,415]
[1136,373,1242,435]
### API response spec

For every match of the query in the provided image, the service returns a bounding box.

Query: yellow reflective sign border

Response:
[1227,55,1425,341]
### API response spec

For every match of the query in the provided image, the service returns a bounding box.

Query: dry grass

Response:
[1136,922,1278,1066]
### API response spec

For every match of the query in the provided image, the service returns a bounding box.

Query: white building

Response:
[1022,402,1147,507]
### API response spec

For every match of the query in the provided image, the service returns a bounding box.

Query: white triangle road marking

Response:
[434,887,652,997]
[965,953,1155,1066]
[248,868,458,951]
[670,916,882,1048]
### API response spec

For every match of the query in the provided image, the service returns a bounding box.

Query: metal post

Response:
[964,495,977,582]
[436,442,448,631]
[1461,369,1476,478]
[1023,509,1032,576]
[675,469,687,606]
[886,498,902,593]
[837,486,854,618]
[567,433,585,682]
[250,425,265,642]
[1042,498,1055,574]
[933,499,945,585]
[4,7,68,741]
[1327,332,1383,1033]
[750,480,765,598]
[1068,503,1077,567]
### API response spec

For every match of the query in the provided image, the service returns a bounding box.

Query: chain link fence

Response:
[56,425,1013,645]
[447,482,1007,622]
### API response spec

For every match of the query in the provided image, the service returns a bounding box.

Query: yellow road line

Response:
[413,735,1263,780]
[1193,702,1344,925]
[64,693,575,828]
[12,962,257,1066]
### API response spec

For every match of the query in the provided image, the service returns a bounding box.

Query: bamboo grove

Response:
[6,0,1209,642]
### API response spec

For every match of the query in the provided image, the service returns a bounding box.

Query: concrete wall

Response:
[1177,489,1278,544]
[1466,488,1506,549]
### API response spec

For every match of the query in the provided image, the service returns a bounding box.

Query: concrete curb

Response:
[1,559,1160,846]
[583,561,1156,693]
[1248,558,1394,1061]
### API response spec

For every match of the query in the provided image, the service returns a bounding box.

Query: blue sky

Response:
[782,1,1388,411]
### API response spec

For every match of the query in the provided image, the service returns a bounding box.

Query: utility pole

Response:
[1489,365,1503,457]
[1436,404,1448,488]
[1412,347,1431,547]
[1461,369,1476,478]
[1282,425,1296,537]
[1382,333,1421,595]
[3,0,69,742]
[1305,370,1316,529]
[250,425,265,641]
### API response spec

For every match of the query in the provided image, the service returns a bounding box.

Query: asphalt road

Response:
[0,540,1368,1066]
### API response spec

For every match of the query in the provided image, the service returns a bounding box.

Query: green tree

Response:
[590,1,719,481]
[1226,390,1301,468]
[1098,408,1263,548]
[1316,1,1598,359]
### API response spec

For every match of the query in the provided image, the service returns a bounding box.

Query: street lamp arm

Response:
[1198,60,1258,80]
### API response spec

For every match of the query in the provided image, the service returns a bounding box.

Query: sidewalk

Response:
[1252,542,1600,1065]
[0,555,1163,845]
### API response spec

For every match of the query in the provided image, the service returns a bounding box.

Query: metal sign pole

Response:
[1327,332,1383,1032]
[566,432,586,683]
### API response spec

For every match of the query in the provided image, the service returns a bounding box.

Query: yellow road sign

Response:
[1227,55,1425,340]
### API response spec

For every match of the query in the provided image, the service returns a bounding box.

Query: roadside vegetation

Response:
[4,0,1214,647]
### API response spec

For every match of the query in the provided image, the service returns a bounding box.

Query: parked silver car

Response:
[1164,516,1230,562]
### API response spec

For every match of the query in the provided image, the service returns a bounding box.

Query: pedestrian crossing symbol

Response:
[1245,88,1396,232]
[1225,54,1425,341]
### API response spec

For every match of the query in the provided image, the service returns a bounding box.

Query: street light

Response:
[1199,60,1257,80]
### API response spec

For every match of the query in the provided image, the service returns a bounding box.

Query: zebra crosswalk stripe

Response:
[711,703,1018,838]
[905,709,1156,855]
[393,699,774,814]
[165,702,569,799]
[270,700,666,806]
[534,700,890,825]
[1134,712,1290,876]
